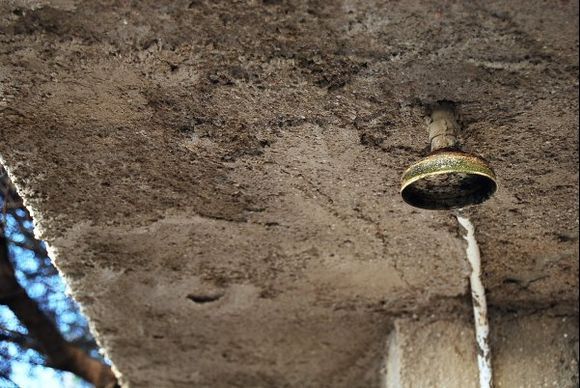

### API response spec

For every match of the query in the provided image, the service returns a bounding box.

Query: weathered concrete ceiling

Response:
[0,0,578,386]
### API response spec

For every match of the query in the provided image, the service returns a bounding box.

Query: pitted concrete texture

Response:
[386,313,579,388]
[0,0,578,386]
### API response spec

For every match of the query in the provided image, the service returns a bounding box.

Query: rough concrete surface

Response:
[386,313,579,388]
[0,0,578,386]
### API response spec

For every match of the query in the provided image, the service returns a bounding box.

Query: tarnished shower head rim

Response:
[400,150,498,210]
[401,150,496,189]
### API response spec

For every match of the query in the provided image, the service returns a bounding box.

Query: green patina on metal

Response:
[400,150,497,210]
[400,104,497,210]
[401,151,496,189]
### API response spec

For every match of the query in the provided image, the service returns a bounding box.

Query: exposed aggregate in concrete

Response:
[0,0,578,386]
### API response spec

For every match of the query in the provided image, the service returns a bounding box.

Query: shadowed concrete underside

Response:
[0,0,578,386]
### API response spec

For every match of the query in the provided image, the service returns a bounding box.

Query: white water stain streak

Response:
[456,214,493,388]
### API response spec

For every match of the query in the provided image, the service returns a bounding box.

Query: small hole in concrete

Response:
[186,293,224,304]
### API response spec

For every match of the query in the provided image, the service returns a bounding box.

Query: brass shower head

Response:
[400,104,497,210]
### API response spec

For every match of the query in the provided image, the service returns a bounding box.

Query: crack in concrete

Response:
[350,206,413,289]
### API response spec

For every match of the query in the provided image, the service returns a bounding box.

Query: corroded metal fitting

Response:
[428,106,460,151]
[400,104,497,210]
